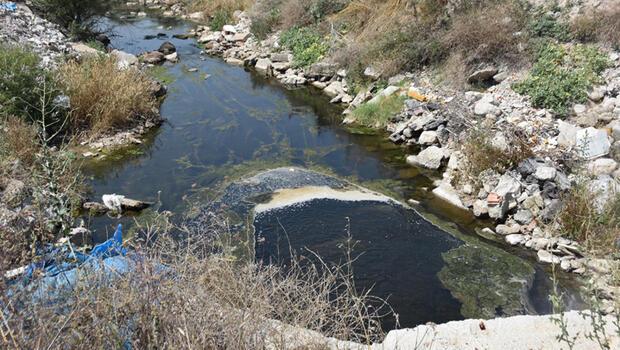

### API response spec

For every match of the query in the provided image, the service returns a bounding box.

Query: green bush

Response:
[279,27,328,67]
[31,0,119,39]
[351,94,405,127]
[514,43,609,115]
[0,45,60,124]
[528,12,570,42]
[210,9,231,31]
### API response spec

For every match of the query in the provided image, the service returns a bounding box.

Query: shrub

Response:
[571,6,620,49]
[528,12,570,42]
[279,27,328,67]
[59,57,158,136]
[557,182,620,256]
[31,0,119,39]
[444,0,529,65]
[210,9,231,30]
[461,127,533,181]
[0,115,40,167]
[188,0,253,23]
[514,43,609,115]
[3,216,389,348]
[351,94,405,128]
[0,45,57,120]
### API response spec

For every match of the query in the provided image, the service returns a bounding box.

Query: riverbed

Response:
[83,13,582,330]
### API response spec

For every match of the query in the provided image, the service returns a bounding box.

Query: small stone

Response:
[573,104,587,114]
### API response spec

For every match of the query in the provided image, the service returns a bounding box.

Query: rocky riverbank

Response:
[144,0,619,315]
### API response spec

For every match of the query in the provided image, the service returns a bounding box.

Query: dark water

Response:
[255,199,464,329]
[84,15,581,329]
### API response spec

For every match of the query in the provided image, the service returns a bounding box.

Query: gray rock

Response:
[158,41,176,55]
[363,66,381,80]
[307,62,338,78]
[255,58,273,74]
[324,81,345,98]
[493,173,522,197]
[271,53,291,63]
[588,88,605,102]
[1,179,26,207]
[528,238,551,251]
[540,199,562,223]
[141,51,165,64]
[474,96,500,116]
[514,209,534,225]
[488,196,510,220]
[588,175,620,212]
[467,67,498,84]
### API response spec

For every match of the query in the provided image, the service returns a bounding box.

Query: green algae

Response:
[438,244,536,319]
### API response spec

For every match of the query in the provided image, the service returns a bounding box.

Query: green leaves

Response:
[514,43,610,115]
[279,27,328,68]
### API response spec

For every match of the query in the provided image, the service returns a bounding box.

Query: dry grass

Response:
[2,214,390,349]
[571,5,620,49]
[442,1,528,66]
[188,0,254,16]
[556,183,620,256]
[0,115,40,168]
[460,127,534,183]
[59,57,158,137]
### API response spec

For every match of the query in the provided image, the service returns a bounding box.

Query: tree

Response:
[31,0,120,39]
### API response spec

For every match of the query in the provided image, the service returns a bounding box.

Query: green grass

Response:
[279,27,328,68]
[210,9,231,31]
[514,43,610,115]
[146,65,175,85]
[351,94,405,128]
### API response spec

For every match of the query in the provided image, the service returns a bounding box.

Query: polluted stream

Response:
[83,13,583,330]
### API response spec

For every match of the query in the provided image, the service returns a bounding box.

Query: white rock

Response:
[505,234,526,246]
[537,250,561,264]
[418,131,438,145]
[222,25,237,33]
[534,166,557,181]
[111,49,138,70]
[588,158,618,176]
[558,120,579,147]
[324,81,344,98]
[575,127,611,159]
[368,86,400,104]
[406,146,447,170]
[432,183,466,209]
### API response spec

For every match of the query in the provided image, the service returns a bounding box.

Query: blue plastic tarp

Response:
[0,2,17,12]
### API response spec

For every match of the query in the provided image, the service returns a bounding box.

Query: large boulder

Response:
[255,58,273,75]
[307,62,338,78]
[406,146,447,170]
[111,50,138,69]
[141,51,165,64]
[158,41,176,55]
[575,127,611,159]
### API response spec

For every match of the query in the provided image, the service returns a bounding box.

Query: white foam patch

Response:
[254,186,394,214]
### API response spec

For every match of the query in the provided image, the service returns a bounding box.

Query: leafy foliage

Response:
[528,12,570,42]
[31,0,119,39]
[514,44,609,115]
[0,44,64,138]
[210,9,231,31]
[279,27,328,67]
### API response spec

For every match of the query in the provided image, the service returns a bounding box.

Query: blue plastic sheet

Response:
[0,2,17,12]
